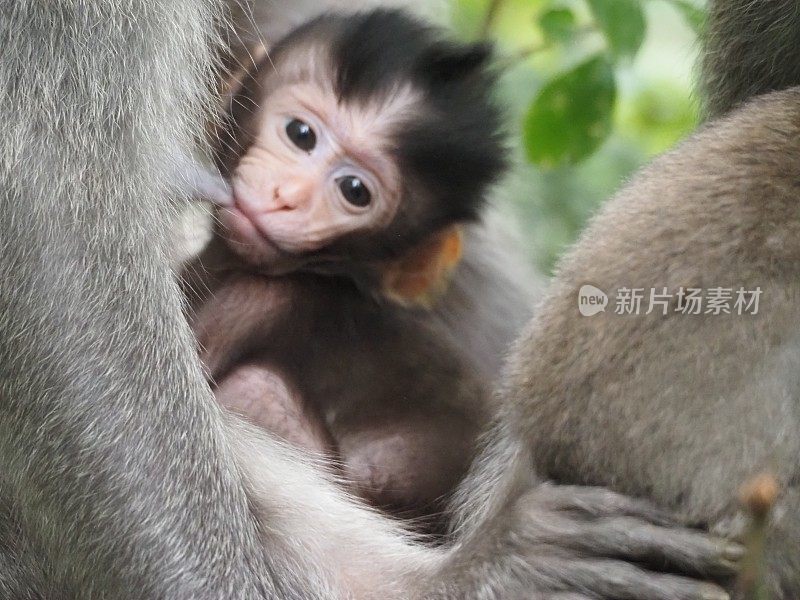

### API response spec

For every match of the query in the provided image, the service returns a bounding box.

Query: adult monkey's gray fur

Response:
[0,1,313,597]
[0,1,740,598]
[488,0,800,597]
[701,0,800,118]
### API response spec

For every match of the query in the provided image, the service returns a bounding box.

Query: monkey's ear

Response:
[421,42,494,81]
[381,225,463,308]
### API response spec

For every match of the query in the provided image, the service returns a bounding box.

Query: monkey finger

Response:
[526,483,678,525]
[583,516,742,578]
[516,512,741,578]
[527,555,731,600]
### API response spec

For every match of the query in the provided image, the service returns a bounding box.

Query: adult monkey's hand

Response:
[422,432,738,600]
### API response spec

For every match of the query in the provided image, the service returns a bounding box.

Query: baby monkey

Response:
[185,9,507,518]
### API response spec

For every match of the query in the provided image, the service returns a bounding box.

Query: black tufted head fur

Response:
[270,9,508,255]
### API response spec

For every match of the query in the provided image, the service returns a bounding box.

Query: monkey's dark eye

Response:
[337,176,372,207]
[285,119,316,151]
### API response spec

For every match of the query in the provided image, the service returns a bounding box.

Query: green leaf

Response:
[586,0,646,59]
[670,0,705,35]
[523,54,616,166]
[539,8,576,42]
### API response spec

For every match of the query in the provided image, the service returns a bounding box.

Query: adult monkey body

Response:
[485,0,800,597]
[0,0,739,598]
[0,2,295,597]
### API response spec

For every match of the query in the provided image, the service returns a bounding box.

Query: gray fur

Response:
[0,1,326,597]
[429,214,544,384]
[0,1,741,597]
[499,88,800,598]
[701,0,800,118]
[224,0,447,64]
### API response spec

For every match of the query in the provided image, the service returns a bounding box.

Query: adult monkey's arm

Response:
[0,2,324,597]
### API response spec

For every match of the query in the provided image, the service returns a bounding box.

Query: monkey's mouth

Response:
[218,205,284,267]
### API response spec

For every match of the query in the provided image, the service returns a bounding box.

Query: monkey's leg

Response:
[190,273,299,378]
[292,302,489,519]
[335,405,479,519]
[215,360,336,455]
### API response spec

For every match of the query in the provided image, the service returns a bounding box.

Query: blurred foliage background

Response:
[445,0,705,273]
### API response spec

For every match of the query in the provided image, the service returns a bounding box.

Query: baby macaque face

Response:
[220,75,416,270]
[214,10,506,274]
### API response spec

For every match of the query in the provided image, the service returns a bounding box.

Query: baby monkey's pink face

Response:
[220,77,416,270]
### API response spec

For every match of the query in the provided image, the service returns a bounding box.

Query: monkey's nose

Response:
[271,179,309,211]
[270,187,295,211]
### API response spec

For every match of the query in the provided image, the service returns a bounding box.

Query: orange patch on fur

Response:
[382,226,463,308]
